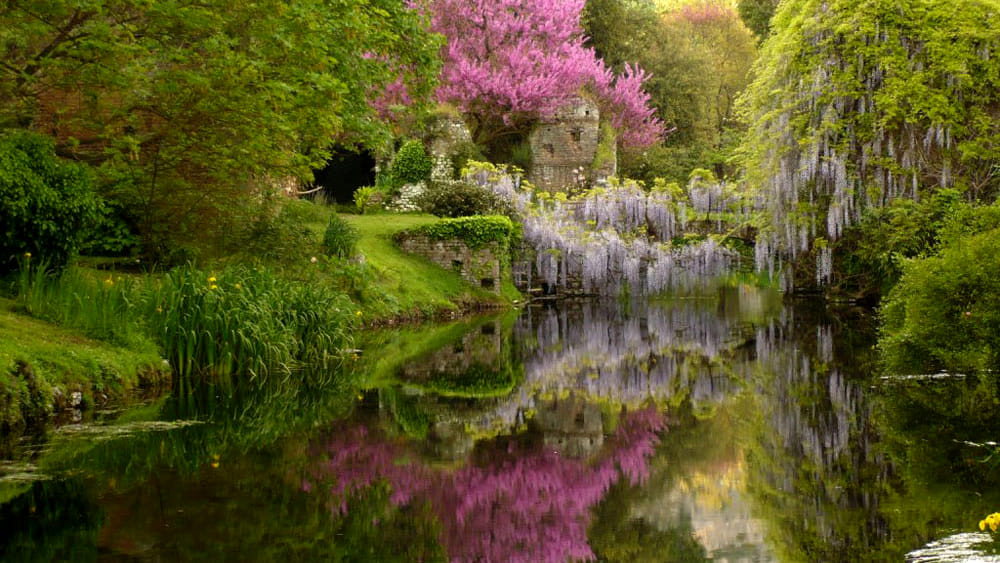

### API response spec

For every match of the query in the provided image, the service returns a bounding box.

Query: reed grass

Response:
[14,260,155,354]
[144,265,358,391]
[12,259,358,394]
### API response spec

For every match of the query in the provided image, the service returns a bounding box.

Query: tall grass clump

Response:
[145,265,357,391]
[14,258,154,353]
[323,215,360,259]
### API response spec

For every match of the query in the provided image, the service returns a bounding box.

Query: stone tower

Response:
[527,96,616,191]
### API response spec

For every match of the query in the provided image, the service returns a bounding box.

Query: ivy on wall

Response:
[403,215,519,251]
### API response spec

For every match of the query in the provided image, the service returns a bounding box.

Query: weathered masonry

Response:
[528,96,616,191]
[396,233,504,294]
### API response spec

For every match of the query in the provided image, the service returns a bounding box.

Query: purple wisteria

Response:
[467,164,742,295]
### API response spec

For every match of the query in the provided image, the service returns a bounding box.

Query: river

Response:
[3,285,1000,562]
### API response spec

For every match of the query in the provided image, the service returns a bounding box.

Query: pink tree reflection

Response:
[308,407,666,563]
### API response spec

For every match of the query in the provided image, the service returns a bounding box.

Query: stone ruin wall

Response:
[396,233,503,294]
[528,97,616,192]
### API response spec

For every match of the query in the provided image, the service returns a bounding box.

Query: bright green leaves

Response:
[0,131,101,273]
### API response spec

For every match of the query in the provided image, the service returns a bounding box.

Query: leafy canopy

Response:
[738,0,1000,283]
[0,0,442,258]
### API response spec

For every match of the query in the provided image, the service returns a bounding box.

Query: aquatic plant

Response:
[145,265,357,388]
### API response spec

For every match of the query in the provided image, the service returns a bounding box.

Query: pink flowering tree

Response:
[428,0,664,153]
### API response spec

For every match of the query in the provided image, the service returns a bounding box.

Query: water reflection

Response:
[6,287,1000,561]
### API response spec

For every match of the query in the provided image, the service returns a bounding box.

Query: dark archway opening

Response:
[309,148,377,204]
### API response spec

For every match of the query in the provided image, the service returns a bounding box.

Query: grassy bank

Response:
[1,202,520,434]
[295,206,517,320]
[0,298,167,437]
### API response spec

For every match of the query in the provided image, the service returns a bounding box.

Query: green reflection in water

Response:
[9,286,1000,562]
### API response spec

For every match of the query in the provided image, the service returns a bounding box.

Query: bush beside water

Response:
[148,265,358,386]
[880,228,1000,374]
[10,261,359,396]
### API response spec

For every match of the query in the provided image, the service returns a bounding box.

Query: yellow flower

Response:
[356,311,363,317]
[210,284,218,290]
[103,277,114,286]
[156,306,163,313]
[208,276,217,283]
[24,252,31,258]
[234,283,242,290]
[979,512,1000,533]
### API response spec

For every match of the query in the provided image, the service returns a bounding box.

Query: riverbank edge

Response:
[0,298,170,439]
[0,260,520,438]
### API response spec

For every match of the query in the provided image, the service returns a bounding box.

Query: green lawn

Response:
[293,204,515,319]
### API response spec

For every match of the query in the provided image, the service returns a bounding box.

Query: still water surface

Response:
[3,287,1000,562]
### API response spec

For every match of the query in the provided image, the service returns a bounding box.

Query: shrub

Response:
[231,207,318,266]
[416,179,512,218]
[323,215,360,259]
[353,186,385,214]
[389,139,432,189]
[880,228,1000,374]
[0,131,101,273]
[406,215,517,250]
[449,141,486,178]
[838,191,1000,297]
[80,200,140,257]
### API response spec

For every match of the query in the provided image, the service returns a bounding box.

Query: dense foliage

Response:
[388,140,433,190]
[0,131,100,273]
[0,0,441,259]
[739,0,1000,288]
[585,0,756,184]
[406,215,518,250]
[148,265,358,384]
[416,177,512,218]
[881,228,1000,373]
[736,0,780,40]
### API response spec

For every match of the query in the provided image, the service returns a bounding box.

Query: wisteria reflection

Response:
[314,288,979,562]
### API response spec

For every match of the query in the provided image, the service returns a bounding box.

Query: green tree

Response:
[737,0,780,40]
[739,0,1000,287]
[584,1,756,184]
[0,0,441,260]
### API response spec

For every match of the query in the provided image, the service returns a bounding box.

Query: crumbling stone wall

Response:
[528,96,616,191]
[396,233,504,293]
